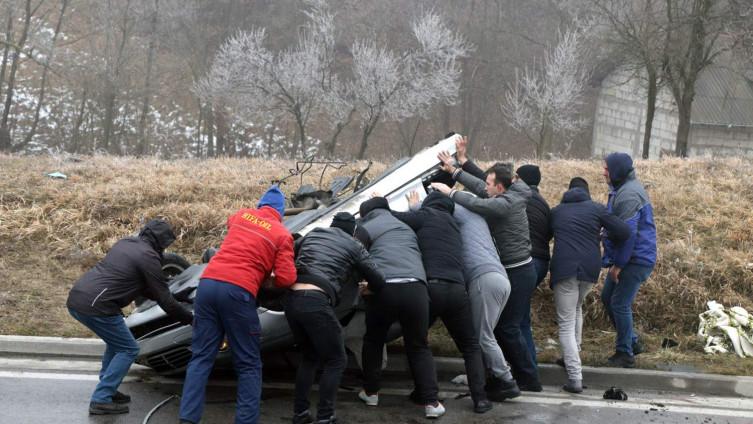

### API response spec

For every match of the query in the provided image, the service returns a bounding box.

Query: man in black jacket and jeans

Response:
[284,212,386,424]
[67,219,193,415]
[393,191,492,414]
[515,164,552,365]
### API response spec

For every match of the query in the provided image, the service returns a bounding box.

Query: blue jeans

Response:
[520,258,549,365]
[494,262,540,386]
[179,279,262,424]
[68,308,140,404]
[600,264,654,355]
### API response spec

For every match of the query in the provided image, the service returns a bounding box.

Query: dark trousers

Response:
[494,262,540,386]
[428,281,487,403]
[179,279,262,424]
[282,290,346,421]
[362,282,438,403]
[520,258,549,365]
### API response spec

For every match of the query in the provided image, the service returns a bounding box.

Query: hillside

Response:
[2,153,752,373]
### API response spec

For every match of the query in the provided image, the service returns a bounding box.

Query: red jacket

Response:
[201,206,297,297]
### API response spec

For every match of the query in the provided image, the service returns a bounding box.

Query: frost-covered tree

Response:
[196,0,335,157]
[501,24,591,158]
[349,12,472,159]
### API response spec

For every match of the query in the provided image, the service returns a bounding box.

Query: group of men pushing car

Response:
[66,135,657,424]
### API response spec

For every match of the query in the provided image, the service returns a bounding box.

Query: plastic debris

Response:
[698,301,753,357]
[45,171,67,179]
[451,374,468,385]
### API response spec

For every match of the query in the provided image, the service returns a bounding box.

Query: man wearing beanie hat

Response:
[390,191,492,414]
[514,164,552,366]
[550,177,630,392]
[67,219,193,416]
[600,153,657,368]
[283,212,385,424]
[180,185,297,424]
[357,196,445,419]
[434,136,542,392]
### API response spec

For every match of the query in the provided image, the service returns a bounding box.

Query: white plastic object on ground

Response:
[698,301,753,357]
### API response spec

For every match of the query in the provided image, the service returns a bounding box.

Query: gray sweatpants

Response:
[554,277,593,381]
[468,271,513,381]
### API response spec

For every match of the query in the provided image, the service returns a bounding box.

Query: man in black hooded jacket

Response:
[392,191,492,414]
[67,219,193,416]
[285,212,386,424]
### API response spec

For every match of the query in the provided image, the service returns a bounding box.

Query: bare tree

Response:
[501,24,591,157]
[591,0,666,159]
[17,0,68,151]
[197,0,335,157]
[1,0,38,151]
[662,0,751,157]
[349,12,472,159]
[136,0,159,156]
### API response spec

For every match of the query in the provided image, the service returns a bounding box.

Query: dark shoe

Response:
[315,416,337,424]
[632,338,645,355]
[607,351,636,368]
[486,377,521,401]
[89,401,129,415]
[517,381,543,392]
[180,421,195,424]
[555,357,565,368]
[293,410,314,424]
[112,391,131,404]
[474,399,493,413]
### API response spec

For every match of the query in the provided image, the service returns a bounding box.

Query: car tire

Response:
[162,252,190,279]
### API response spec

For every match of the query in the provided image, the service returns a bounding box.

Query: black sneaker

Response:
[112,391,131,404]
[89,401,129,415]
[632,338,645,355]
[293,410,314,424]
[486,377,522,401]
[607,351,636,368]
[315,416,337,424]
[474,399,493,413]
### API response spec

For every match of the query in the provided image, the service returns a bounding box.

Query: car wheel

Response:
[162,252,190,280]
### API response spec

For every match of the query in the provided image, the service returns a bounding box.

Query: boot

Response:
[112,391,131,404]
[293,410,314,424]
[89,401,129,415]
[607,351,635,368]
[486,376,521,401]
[562,379,583,393]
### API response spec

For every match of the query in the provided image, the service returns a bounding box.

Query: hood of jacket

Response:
[606,152,634,188]
[561,187,591,203]
[422,191,454,214]
[138,219,175,254]
[360,197,390,218]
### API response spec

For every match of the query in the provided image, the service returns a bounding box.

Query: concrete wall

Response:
[592,69,753,158]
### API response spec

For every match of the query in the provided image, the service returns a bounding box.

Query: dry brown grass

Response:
[2,153,753,374]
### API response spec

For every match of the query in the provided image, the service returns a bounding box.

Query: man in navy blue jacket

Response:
[550,177,630,392]
[600,153,657,368]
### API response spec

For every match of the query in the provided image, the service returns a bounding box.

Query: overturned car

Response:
[125,135,459,375]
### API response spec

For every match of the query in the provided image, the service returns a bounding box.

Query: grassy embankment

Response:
[1,154,752,375]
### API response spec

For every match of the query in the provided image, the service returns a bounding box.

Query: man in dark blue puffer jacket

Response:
[600,153,657,368]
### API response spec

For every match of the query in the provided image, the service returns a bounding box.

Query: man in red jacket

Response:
[179,185,297,424]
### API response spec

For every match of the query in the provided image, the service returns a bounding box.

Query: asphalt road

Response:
[1,355,752,424]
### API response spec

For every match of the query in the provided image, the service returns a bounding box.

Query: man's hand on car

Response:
[430,182,452,195]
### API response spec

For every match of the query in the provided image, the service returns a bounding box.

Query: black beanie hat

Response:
[568,177,590,193]
[516,164,541,187]
[331,212,357,236]
[359,197,390,217]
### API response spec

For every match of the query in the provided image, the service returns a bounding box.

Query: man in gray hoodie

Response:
[433,138,541,392]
